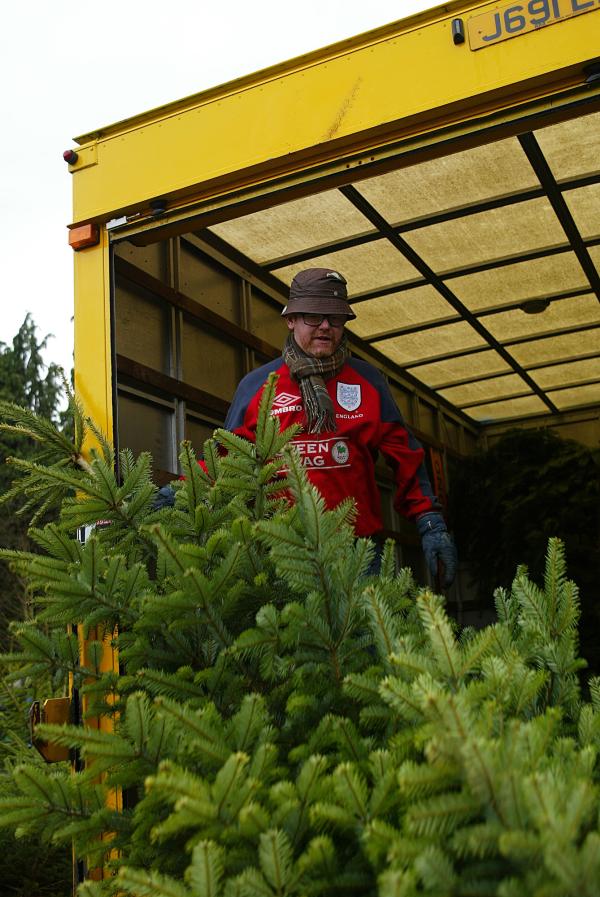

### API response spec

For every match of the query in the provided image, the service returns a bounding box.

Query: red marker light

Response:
[63,149,78,165]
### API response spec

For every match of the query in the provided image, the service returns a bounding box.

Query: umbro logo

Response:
[273,392,301,407]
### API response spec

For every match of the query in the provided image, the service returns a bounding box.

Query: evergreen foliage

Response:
[0,676,73,897]
[0,315,72,896]
[1,374,599,896]
[0,314,66,649]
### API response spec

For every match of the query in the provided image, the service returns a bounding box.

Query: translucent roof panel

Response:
[531,358,600,390]
[378,321,486,366]
[510,330,600,367]
[402,198,565,273]
[209,189,369,263]
[438,373,528,407]
[197,106,600,430]
[414,350,512,387]
[548,383,600,410]
[347,285,455,339]
[449,252,589,312]
[357,137,539,223]
[275,241,419,294]
[535,111,600,181]
[563,184,600,240]
[484,294,600,342]
[465,395,548,422]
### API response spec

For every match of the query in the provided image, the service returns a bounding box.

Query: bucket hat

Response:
[281,268,355,319]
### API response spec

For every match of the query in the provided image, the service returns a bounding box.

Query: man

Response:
[225,268,457,586]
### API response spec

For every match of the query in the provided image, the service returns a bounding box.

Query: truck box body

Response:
[68,0,600,553]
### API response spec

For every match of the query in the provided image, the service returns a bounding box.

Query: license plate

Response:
[468,0,600,50]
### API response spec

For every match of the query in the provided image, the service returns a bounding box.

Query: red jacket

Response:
[224,357,439,537]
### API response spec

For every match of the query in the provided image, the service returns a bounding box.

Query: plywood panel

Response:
[115,241,168,282]
[118,393,174,471]
[186,416,220,453]
[249,290,286,351]
[442,417,461,453]
[418,400,437,439]
[115,286,170,374]
[182,318,243,401]
[389,382,412,421]
[179,244,241,322]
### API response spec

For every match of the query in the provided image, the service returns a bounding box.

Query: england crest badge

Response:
[337,382,361,412]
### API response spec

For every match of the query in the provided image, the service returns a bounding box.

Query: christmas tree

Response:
[0,375,599,897]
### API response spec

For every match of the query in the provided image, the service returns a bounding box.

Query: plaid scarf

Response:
[283,333,349,433]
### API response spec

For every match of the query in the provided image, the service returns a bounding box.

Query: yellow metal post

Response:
[71,231,121,886]
[73,227,113,448]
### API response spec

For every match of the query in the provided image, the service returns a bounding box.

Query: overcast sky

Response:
[0,0,435,378]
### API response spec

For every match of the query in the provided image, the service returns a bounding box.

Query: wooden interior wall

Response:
[112,234,482,575]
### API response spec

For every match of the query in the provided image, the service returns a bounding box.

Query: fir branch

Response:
[405,791,481,838]
[154,698,230,767]
[416,591,460,685]
[186,840,225,897]
[258,828,294,893]
[118,866,191,897]
[361,585,400,667]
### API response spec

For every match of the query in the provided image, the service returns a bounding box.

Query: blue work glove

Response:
[153,485,176,510]
[416,512,457,589]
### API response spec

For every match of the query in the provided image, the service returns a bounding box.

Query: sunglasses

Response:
[301,313,347,328]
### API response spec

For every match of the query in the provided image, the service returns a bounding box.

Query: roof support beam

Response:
[405,322,600,369]
[264,170,600,272]
[339,183,559,413]
[366,286,594,343]
[458,377,600,411]
[432,349,600,390]
[324,241,595,308]
[518,132,600,304]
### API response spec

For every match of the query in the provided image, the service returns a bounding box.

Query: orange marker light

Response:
[68,223,100,251]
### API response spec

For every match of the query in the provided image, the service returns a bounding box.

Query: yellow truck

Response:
[67,0,599,543]
[57,1,599,880]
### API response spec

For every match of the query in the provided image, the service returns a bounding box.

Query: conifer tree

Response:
[0,313,65,649]
[0,375,599,896]
[0,315,71,897]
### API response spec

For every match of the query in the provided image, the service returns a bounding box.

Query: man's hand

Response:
[416,512,457,589]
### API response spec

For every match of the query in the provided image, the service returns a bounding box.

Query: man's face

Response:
[286,314,346,358]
